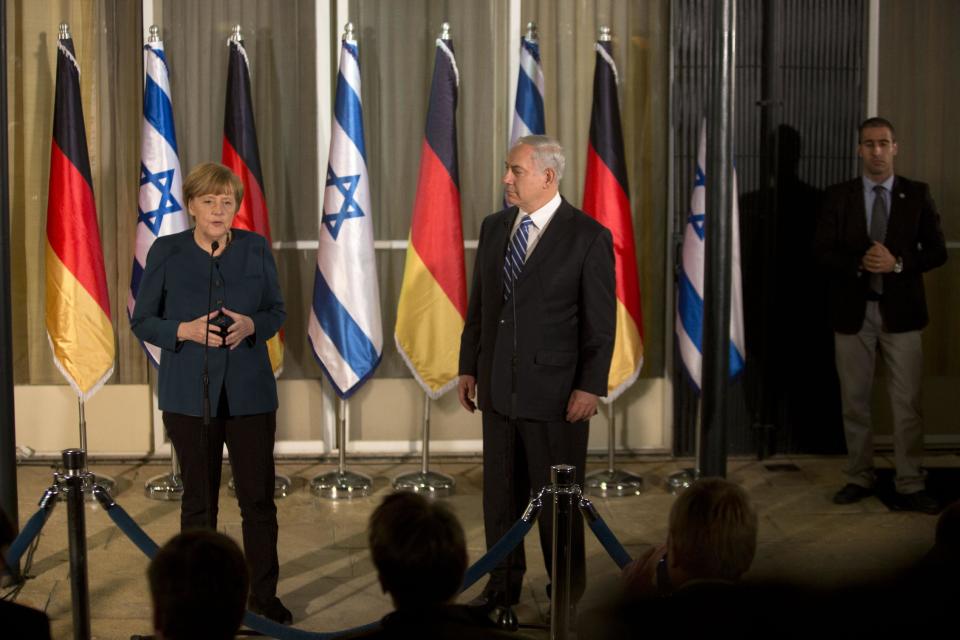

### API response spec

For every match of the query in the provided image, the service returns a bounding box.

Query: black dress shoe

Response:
[833,483,874,504]
[894,490,940,514]
[249,596,293,625]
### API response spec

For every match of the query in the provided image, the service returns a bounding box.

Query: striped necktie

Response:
[503,216,534,300]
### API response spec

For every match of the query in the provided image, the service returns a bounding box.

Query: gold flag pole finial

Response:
[229,24,243,45]
[343,22,355,43]
[599,25,612,42]
[148,25,160,44]
[58,23,70,40]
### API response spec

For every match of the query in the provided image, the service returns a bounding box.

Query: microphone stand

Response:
[200,239,219,529]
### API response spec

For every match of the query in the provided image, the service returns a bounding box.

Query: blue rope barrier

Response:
[461,514,537,592]
[585,514,632,569]
[101,501,160,559]
[5,506,52,568]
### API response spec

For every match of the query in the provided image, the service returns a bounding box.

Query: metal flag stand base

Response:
[584,402,643,497]
[311,398,372,499]
[61,399,116,501]
[143,447,183,501]
[393,393,455,496]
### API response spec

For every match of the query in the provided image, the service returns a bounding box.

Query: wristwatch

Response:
[893,257,903,274]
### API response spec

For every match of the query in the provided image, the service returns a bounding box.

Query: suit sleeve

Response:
[250,238,286,345]
[129,241,181,351]
[574,227,616,396]
[458,217,486,377]
[902,184,947,274]
[815,186,865,277]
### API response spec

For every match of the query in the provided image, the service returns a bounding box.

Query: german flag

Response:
[394,31,467,398]
[582,36,644,402]
[222,30,283,375]
[45,29,115,400]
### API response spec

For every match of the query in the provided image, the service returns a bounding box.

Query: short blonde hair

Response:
[668,478,758,581]
[183,163,244,209]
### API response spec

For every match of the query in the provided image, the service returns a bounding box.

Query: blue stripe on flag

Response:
[145,45,168,67]
[678,269,703,352]
[335,73,367,161]
[516,71,545,135]
[730,340,745,376]
[521,38,541,64]
[311,266,380,387]
[144,75,178,155]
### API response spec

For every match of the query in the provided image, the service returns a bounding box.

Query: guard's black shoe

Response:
[894,490,940,514]
[832,483,874,504]
[249,596,293,625]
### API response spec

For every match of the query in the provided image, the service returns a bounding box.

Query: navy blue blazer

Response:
[131,228,285,416]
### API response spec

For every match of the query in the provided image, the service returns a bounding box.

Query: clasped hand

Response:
[861,241,895,273]
[177,308,254,350]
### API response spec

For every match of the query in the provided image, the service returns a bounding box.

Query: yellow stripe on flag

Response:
[395,245,464,398]
[266,334,283,377]
[45,245,115,400]
[607,299,643,401]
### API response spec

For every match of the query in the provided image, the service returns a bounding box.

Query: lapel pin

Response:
[898,192,905,199]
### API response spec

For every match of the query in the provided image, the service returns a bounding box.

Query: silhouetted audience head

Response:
[667,477,758,584]
[148,530,249,640]
[369,492,467,609]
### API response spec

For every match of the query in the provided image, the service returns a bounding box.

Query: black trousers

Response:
[163,394,279,603]
[481,411,588,605]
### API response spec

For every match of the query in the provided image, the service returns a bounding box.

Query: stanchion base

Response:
[392,470,456,496]
[58,473,117,502]
[311,470,372,499]
[491,605,518,631]
[666,468,701,494]
[144,473,183,501]
[227,474,292,499]
[584,468,644,497]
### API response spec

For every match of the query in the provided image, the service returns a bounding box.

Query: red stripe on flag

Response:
[46,141,111,319]
[583,143,642,335]
[410,140,467,318]
[222,137,272,242]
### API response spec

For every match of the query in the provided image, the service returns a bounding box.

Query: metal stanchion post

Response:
[62,448,91,640]
[584,402,643,497]
[145,444,184,500]
[550,464,576,640]
[311,399,372,498]
[393,393,455,495]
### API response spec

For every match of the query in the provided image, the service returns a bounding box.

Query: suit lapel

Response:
[885,176,908,245]
[492,208,519,300]
[517,199,573,284]
[848,178,870,243]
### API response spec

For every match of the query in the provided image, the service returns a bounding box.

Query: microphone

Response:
[201,239,220,426]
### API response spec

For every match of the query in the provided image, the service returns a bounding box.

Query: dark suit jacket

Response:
[131,228,285,416]
[815,176,947,334]
[459,198,616,421]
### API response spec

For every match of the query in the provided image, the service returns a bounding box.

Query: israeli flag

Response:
[308,36,383,398]
[676,122,745,390]
[129,39,189,367]
[509,31,545,146]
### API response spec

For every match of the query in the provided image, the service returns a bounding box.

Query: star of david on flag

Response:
[676,120,745,391]
[129,38,189,367]
[322,168,364,240]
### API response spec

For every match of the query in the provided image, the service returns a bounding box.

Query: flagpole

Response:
[392,392,455,496]
[584,399,643,497]
[75,397,115,497]
[311,396,372,499]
